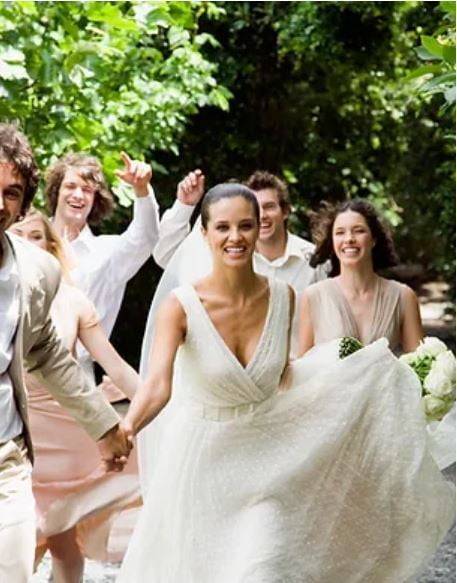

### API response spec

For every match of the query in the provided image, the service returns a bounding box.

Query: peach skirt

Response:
[28,385,141,563]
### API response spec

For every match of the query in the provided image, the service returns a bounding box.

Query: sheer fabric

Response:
[121,279,454,582]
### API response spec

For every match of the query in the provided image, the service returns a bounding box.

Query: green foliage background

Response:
[0,0,454,367]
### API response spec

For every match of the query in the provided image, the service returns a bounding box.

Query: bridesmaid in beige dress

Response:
[10,209,141,583]
[298,199,423,355]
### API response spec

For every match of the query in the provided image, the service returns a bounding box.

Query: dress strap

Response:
[171,284,196,317]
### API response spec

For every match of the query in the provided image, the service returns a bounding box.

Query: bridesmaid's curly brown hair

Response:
[310,199,399,277]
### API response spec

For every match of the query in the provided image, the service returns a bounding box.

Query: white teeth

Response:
[225,247,245,253]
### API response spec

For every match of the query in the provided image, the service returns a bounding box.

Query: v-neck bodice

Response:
[188,282,274,373]
[172,278,290,409]
[307,276,405,350]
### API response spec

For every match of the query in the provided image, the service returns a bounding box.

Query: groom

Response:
[0,124,131,582]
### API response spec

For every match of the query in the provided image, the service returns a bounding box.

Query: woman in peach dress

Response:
[10,209,141,583]
[298,199,423,355]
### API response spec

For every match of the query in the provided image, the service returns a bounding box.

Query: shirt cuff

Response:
[169,199,196,220]
[133,186,159,210]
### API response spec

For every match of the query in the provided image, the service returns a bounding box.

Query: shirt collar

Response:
[73,224,96,246]
[283,232,309,260]
[255,232,308,266]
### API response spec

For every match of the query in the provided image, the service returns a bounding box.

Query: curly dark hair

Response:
[310,199,399,276]
[45,153,114,225]
[0,123,40,215]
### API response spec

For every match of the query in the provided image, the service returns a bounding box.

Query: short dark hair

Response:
[245,170,290,214]
[201,183,260,229]
[45,153,114,225]
[0,123,40,214]
[310,199,399,276]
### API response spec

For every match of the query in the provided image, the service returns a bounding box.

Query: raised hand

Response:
[98,423,133,472]
[177,169,205,206]
[115,151,152,198]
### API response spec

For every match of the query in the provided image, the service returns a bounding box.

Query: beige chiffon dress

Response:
[306,276,405,351]
[27,282,141,563]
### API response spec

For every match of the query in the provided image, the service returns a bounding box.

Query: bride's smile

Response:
[201,195,259,267]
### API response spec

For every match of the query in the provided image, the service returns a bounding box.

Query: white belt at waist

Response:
[190,401,259,422]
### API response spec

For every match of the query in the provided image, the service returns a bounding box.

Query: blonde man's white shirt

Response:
[64,192,160,383]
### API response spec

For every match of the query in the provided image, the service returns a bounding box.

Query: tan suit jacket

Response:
[6,233,120,462]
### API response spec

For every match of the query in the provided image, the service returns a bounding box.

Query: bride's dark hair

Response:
[310,199,399,276]
[201,183,260,229]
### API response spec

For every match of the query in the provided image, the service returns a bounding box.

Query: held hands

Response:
[115,152,152,198]
[98,424,133,472]
[177,169,205,206]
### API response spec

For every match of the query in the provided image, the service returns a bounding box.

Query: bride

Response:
[118,183,454,582]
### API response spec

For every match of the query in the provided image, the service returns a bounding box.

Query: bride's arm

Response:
[122,294,186,436]
[296,290,314,357]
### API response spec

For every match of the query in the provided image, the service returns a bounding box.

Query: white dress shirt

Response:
[65,193,159,373]
[0,236,23,441]
[153,200,328,355]
[68,193,159,339]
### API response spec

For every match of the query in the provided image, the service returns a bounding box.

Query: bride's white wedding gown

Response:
[119,279,454,582]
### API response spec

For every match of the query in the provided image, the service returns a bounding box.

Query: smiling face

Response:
[202,195,259,268]
[9,214,48,251]
[332,210,375,269]
[54,168,96,229]
[0,162,25,236]
[255,188,288,244]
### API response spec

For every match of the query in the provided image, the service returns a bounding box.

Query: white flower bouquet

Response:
[400,337,456,422]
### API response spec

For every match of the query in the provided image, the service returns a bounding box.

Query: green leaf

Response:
[168,26,190,48]
[112,180,135,208]
[209,87,231,110]
[440,1,456,18]
[0,48,26,63]
[442,45,456,67]
[426,71,456,89]
[17,1,37,15]
[86,4,138,31]
[414,46,443,62]
[421,35,444,59]
[404,64,443,82]
[0,60,30,80]
[444,85,456,104]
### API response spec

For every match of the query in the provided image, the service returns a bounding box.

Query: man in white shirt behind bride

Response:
[45,151,160,393]
[153,169,327,355]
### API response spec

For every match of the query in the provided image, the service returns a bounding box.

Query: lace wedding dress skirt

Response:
[119,279,454,582]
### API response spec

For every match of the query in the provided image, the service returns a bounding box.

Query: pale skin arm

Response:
[401,285,423,353]
[78,324,140,400]
[296,290,314,357]
[121,295,186,437]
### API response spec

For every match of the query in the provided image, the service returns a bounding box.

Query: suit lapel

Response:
[5,234,33,461]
